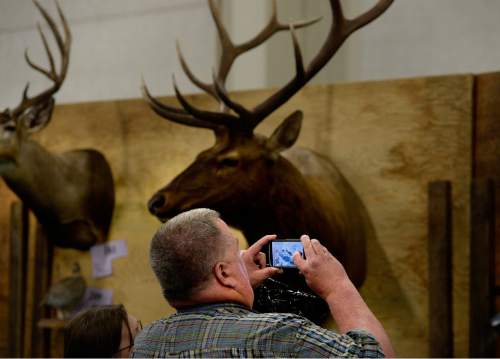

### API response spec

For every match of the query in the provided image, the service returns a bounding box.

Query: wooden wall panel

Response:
[0,186,17,356]
[469,179,495,356]
[473,71,500,356]
[8,202,28,357]
[319,76,472,356]
[474,72,500,281]
[0,74,473,356]
[428,181,453,357]
[474,72,500,181]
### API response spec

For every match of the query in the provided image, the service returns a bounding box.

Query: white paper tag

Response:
[90,240,128,278]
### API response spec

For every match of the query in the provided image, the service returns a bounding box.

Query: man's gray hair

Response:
[150,208,224,302]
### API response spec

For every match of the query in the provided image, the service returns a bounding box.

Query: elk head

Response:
[143,0,393,285]
[147,108,307,224]
[0,1,115,250]
[145,0,318,220]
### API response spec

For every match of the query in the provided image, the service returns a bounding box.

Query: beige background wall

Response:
[0,74,472,356]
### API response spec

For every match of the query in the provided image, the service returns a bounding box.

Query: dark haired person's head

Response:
[64,304,142,358]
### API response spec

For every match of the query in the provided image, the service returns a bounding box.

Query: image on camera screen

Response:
[272,241,304,268]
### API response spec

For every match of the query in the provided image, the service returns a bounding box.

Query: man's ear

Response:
[213,261,238,289]
[266,110,303,154]
[20,98,55,134]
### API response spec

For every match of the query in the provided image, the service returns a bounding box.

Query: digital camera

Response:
[267,239,304,269]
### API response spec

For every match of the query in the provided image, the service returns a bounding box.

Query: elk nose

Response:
[148,194,165,214]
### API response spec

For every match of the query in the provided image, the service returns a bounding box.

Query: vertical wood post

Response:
[469,179,495,357]
[7,202,29,358]
[473,72,500,356]
[428,181,453,357]
[29,225,53,358]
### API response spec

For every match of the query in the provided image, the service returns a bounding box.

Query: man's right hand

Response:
[293,234,350,300]
[294,235,396,357]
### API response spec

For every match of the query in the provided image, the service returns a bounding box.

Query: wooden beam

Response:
[472,72,500,356]
[7,202,29,357]
[29,225,53,358]
[469,179,495,357]
[428,180,453,357]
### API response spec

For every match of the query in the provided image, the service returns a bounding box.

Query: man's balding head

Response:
[150,208,225,302]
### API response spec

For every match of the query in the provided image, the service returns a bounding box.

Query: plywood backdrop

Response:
[0,74,472,356]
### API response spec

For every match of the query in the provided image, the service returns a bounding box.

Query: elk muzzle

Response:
[148,193,166,217]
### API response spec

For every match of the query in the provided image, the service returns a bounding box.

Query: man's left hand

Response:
[240,234,282,288]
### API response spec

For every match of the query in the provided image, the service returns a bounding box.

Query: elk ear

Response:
[20,98,55,134]
[266,110,303,154]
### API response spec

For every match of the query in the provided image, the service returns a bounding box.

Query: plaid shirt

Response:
[131,302,384,358]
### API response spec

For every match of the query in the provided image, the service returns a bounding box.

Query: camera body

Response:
[267,239,304,268]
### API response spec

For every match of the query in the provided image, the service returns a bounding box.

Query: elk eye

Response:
[219,157,240,167]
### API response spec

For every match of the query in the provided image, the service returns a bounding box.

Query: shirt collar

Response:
[177,301,252,313]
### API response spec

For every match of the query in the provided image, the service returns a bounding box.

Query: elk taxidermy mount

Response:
[143,0,393,320]
[0,1,115,250]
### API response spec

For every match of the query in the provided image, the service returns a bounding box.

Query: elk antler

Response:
[144,0,393,133]
[183,0,321,102]
[142,0,320,131]
[249,0,393,128]
[12,0,71,117]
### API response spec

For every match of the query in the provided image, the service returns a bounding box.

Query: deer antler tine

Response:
[55,0,71,43]
[32,1,64,53]
[30,0,71,90]
[13,1,71,117]
[238,1,321,53]
[290,24,306,81]
[143,77,228,130]
[24,48,53,81]
[36,23,56,78]
[12,83,31,115]
[142,78,220,130]
[330,0,346,28]
[173,76,237,127]
[212,71,251,118]
[248,24,305,130]
[142,78,188,115]
[55,0,72,76]
[284,16,323,31]
[209,0,319,91]
[270,0,278,20]
[272,0,322,33]
[346,0,394,33]
[251,0,393,126]
[208,0,233,49]
[208,0,237,84]
[22,83,30,101]
[176,40,217,99]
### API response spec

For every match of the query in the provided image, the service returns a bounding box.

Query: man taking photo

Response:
[132,208,395,357]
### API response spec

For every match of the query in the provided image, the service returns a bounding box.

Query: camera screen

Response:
[271,241,304,268]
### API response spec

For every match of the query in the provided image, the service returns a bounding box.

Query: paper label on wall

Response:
[90,239,128,278]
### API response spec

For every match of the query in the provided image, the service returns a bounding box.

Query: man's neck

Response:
[169,286,251,310]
